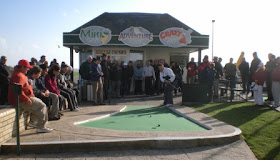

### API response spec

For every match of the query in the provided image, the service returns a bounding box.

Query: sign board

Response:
[118,27,153,47]
[159,28,192,48]
[79,26,112,46]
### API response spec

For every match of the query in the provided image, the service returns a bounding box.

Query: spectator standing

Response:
[252,62,266,106]
[207,63,216,102]
[143,60,155,96]
[0,56,10,104]
[224,58,237,100]
[37,55,46,65]
[91,57,104,105]
[198,55,211,82]
[171,62,182,95]
[134,63,143,95]
[249,52,261,96]
[121,62,129,97]
[153,60,161,95]
[271,57,280,108]
[265,54,277,102]
[101,54,110,102]
[213,56,223,98]
[158,63,176,107]
[110,61,122,98]
[186,57,197,84]
[79,56,92,100]
[8,59,52,133]
[239,58,250,94]
[127,61,134,94]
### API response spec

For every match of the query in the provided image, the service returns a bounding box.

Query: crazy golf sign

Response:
[159,27,192,48]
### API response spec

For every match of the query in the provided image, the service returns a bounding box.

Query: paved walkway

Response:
[1,93,257,160]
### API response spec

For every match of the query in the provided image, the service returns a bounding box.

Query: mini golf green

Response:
[78,105,208,132]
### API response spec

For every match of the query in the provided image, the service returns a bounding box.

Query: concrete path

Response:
[1,93,257,159]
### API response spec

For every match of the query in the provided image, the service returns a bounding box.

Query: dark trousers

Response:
[241,76,250,94]
[266,79,273,101]
[164,83,174,104]
[60,88,78,111]
[135,80,142,94]
[145,76,153,96]
[121,80,129,96]
[103,78,109,101]
[226,76,236,100]
[0,85,8,105]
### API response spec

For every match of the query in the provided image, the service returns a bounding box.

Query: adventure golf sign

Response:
[79,26,192,47]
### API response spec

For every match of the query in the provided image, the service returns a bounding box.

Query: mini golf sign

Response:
[79,26,112,46]
[118,26,153,47]
[159,28,192,48]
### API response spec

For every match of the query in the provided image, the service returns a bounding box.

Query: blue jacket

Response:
[134,67,143,80]
[91,62,102,81]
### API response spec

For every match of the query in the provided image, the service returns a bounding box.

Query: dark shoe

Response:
[58,112,64,116]
[48,116,60,121]
[99,103,106,105]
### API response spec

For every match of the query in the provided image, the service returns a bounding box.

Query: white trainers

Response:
[36,127,52,133]
[165,104,172,107]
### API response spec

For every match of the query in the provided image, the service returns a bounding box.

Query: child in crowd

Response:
[252,62,266,106]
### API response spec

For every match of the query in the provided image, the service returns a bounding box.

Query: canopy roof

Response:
[63,12,209,49]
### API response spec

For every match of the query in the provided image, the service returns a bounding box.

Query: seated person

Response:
[8,59,52,133]
[29,65,61,121]
[44,64,67,111]
[57,64,79,111]
[65,65,80,102]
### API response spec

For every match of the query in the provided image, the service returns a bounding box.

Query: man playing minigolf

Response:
[158,63,176,107]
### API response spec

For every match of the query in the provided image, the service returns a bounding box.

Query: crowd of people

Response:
[0,55,79,133]
[79,54,183,106]
[0,51,280,133]
[186,52,280,107]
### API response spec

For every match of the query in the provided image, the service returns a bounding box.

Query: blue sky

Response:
[1,0,280,68]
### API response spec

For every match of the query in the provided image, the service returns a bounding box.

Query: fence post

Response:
[11,83,22,156]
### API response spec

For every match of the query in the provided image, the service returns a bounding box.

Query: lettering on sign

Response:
[118,27,153,47]
[159,28,192,48]
[79,26,112,46]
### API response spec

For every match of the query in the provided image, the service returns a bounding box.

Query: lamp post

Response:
[212,20,215,61]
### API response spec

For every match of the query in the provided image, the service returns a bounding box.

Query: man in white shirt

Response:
[143,60,155,96]
[158,63,175,107]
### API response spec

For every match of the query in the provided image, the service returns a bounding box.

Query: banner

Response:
[118,27,153,47]
[79,26,111,46]
[159,28,192,48]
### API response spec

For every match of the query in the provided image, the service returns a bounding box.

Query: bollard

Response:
[11,83,22,156]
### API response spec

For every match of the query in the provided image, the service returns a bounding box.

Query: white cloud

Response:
[74,9,80,14]
[32,44,40,49]
[63,12,67,17]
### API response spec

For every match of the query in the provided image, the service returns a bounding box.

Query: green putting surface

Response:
[79,105,208,132]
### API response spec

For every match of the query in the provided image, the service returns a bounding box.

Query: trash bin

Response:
[182,83,208,103]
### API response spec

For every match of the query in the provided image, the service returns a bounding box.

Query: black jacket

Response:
[0,63,10,86]
[239,61,249,78]
[79,61,92,80]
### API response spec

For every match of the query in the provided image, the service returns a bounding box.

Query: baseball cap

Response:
[18,59,33,69]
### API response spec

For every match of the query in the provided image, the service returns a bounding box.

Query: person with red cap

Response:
[8,59,52,133]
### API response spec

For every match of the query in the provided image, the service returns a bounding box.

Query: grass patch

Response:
[73,72,79,77]
[189,102,280,160]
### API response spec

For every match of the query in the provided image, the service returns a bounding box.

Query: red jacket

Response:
[187,62,197,76]
[8,68,34,105]
[271,66,280,81]
[198,62,210,72]
[252,69,266,85]
[45,74,60,95]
